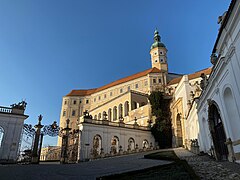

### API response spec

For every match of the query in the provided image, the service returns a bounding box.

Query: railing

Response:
[0,106,12,114]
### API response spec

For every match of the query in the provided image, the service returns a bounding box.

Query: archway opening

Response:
[176,113,183,147]
[209,102,228,160]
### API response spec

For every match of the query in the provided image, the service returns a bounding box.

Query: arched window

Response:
[118,104,123,118]
[113,106,117,120]
[124,101,129,116]
[94,115,97,120]
[108,109,112,121]
[0,126,4,148]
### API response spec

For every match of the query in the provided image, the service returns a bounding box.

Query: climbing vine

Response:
[148,91,172,148]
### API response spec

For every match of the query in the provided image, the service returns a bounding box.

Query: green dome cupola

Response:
[151,29,165,49]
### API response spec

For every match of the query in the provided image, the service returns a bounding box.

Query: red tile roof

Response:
[168,67,212,85]
[66,67,161,96]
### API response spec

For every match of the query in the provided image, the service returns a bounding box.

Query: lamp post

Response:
[60,119,71,164]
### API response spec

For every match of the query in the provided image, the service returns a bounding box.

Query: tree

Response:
[148,91,172,148]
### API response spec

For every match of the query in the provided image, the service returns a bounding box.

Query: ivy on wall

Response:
[148,91,172,148]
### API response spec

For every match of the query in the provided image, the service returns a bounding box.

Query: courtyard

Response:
[1,148,240,180]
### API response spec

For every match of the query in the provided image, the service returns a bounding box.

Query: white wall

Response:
[0,113,27,162]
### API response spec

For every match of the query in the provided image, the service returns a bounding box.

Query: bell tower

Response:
[150,29,168,72]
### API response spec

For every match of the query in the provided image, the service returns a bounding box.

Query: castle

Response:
[56,0,240,163]
[57,29,211,161]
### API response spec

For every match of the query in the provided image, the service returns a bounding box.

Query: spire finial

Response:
[153,28,161,42]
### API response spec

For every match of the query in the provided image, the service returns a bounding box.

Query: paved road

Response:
[0,151,171,180]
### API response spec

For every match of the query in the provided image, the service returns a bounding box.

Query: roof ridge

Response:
[66,67,161,96]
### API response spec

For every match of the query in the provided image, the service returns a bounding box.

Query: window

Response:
[153,79,156,84]
[94,98,96,102]
[110,92,112,96]
[155,60,158,62]
[128,86,131,91]
[80,100,82,104]
[86,99,89,104]
[135,84,138,89]
[158,79,162,83]
[64,100,67,105]
[98,96,101,100]
[120,89,123,93]
[63,111,66,117]
[160,52,163,54]
[72,110,76,116]
[73,100,76,105]
[161,59,164,62]
[104,94,106,98]
[154,52,157,55]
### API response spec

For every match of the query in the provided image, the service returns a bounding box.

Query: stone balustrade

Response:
[0,106,12,114]
[79,117,150,130]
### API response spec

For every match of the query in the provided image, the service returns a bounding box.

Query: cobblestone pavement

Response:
[174,148,240,180]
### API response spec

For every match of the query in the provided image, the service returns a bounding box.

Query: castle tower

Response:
[150,29,168,72]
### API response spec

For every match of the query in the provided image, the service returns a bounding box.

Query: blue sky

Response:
[0,0,230,146]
